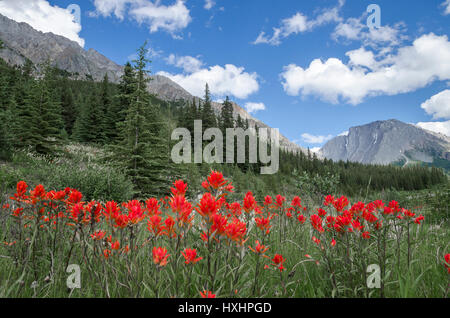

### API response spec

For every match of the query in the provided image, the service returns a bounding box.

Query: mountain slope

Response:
[0,13,303,154]
[319,119,450,166]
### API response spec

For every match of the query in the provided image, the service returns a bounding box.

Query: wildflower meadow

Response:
[0,170,448,298]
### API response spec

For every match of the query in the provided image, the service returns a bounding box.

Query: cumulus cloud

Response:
[158,64,259,99]
[346,47,378,69]
[166,54,203,73]
[253,0,344,46]
[416,120,450,137]
[90,0,131,20]
[421,90,450,120]
[91,0,191,37]
[301,133,334,144]
[204,0,216,10]
[442,0,450,15]
[0,0,84,47]
[245,102,266,114]
[332,17,407,49]
[280,33,450,104]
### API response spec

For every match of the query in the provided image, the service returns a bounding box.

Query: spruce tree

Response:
[17,64,63,154]
[112,42,170,197]
[116,62,135,126]
[201,83,217,131]
[0,70,12,159]
[60,77,76,135]
[219,96,234,131]
[219,96,234,162]
[100,74,116,142]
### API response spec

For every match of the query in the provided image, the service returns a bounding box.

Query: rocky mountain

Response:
[319,119,450,166]
[0,14,123,83]
[0,13,303,154]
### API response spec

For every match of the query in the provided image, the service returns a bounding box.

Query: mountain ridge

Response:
[319,119,450,166]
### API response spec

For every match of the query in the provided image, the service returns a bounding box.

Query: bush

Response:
[45,164,135,202]
[1,150,134,202]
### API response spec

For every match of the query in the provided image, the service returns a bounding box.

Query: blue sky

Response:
[1,0,450,149]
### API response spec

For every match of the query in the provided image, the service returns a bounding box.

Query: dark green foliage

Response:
[73,86,106,143]
[111,43,171,197]
[59,77,76,135]
[16,64,63,154]
[101,74,119,142]
[200,83,217,131]
[219,96,234,131]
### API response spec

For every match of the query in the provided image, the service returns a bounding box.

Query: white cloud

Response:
[442,0,450,15]
[301,133,334,144]
[416,120,450,137]
[0,0,84,47]
[90,0,131,20]
[245,102,266,114]
[204,0,215,10]
[280,33,450,104]
[91,0,191,37]
[332,17,407,49]
[130,0,191,35]
[253,1,344,46]
[338,131,349,136]
[158,64,259,99]
[310,147,321,153]
[166,54,203,73]
[421,90,450,120]
[346,47,377,69]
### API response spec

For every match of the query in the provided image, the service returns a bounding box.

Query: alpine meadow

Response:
[0,0,449,301]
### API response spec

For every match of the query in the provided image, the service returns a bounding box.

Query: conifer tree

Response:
[17,64,63,154]
[60,77,76,135]
[72,85,105,143]
[0,70,13,159]
[201,83,217,131]
[219,96,234,131]
[116,62,135,126]
[112,42,170,197]
[100,74,116,142]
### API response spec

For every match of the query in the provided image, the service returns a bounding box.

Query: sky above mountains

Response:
[0,0,449,150]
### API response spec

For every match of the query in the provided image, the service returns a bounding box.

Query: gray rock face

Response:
[0,14,124,82]
[0,13,304,155]
[319,119,450,165]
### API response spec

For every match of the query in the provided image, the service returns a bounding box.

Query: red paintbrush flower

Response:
[272,254,286,272]
[200,290,216,298]
[207,170,227,189]
[243,191,256,213]
[181,248,202,264]
[171,180,188,196]
[196,192,219,220]
[248,240,269,255]
[153,247,170,266]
